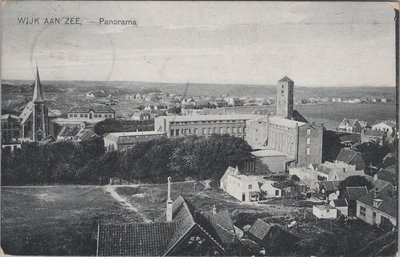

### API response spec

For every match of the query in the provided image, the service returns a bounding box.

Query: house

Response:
[371,121,397,138]
[103,131,166,151]
[335,148,366,170]
[313,205,337,219]
[246,218,298,255]
[338,118,362,133]
[97,178,248,256]
[220,166,240,191]
[318,181,340,199]
[131,112,152,121]
[260,180,282,198]
[72,128,98,142]
[316,161,364,182]
[356,190,397,226]
[288,164,319,189]
[329,199,348,217]
[66,106,115,123]
[343,186,368,217]
[220,168,260,202]
[361,129,387,145]
[373,166,397,198]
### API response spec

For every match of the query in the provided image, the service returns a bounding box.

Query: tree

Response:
[338,176,373,197]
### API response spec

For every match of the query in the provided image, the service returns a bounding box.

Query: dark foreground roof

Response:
[97,196,226,256]
[248,218,272,241]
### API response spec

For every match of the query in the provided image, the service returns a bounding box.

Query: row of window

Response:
[170,126,245,136]
[170,120,245,125]
[68,113,113,118]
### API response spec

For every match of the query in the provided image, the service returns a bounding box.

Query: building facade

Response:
[154,114,261,138]
[19,66,50,142]
[356,191,397,226]
[104,131,166,151]
[66,106,115,123]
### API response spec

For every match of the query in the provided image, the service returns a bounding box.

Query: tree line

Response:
[1,134,253,185]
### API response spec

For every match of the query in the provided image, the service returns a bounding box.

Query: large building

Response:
[155,77,323,170]
[154,114,262,138]
[66,106,115,123]
[19,66,50,142]
[248,77,323,169]
[103,131,166,151]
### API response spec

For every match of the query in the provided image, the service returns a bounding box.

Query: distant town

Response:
[1,66,397,256]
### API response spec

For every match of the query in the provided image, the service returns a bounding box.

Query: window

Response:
[194,128,198,134]
[175,129,179,136]
[84,114,88,118]
[238,127,242,133]
[306,147,310,156]
[248,184,252,190]
[307,128,311,135]
[202,128,206,135]
[372,211,377,223]
[80,114,83,117]
[275,190,279,196]
[306,137,310,145]
[360,206,366,217]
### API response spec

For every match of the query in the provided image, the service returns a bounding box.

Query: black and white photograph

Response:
[1,1,399,256]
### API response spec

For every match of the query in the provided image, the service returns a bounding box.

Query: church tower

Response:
[276,76,294,119]
[32,66,49,141]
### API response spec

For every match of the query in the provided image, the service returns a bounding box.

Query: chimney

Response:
[235,165,239,172]
[212,205,217,215]
[166,177,173,222]
[374,187,379,198]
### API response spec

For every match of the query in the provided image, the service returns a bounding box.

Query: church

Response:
[19,66,50,142]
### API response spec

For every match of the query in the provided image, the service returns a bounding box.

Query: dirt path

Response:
[104,185,152,223]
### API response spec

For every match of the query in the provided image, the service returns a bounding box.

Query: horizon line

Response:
[1,78,395,88]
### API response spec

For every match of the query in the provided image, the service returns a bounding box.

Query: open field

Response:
[2,183,395,256]
[1,186,142,255]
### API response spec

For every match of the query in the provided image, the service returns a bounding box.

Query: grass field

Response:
[1,186,142,255]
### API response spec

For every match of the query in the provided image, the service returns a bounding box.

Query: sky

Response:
[1,1,397,87]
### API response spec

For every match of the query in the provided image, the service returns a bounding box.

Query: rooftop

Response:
[357,192,397,218]
[278,76,294,83]
[345,186,368,201]
[68,106,115,113]
[269,116,307,128]
[155,114,263,122]
[248,218,273,241]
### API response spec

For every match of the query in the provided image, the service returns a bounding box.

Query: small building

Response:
[361,129,387,145]
[371,121,397,138]
[73,128,98,142]
[313,205,337,219]
[373,167,397,198]
[338,118,362,133]
[288,165,319,189]
[343,186,368,217]
[103,131,166,151]
[356,190,397,226]
[329,199,348,216]
[220,171,260,202]
[66,106,115,123]
[260,180,282,198]
[318,180,340,198]
[335,148,366,170]
[316,161,364,182]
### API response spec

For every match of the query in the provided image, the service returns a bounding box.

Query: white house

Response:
[220,167,260,202]
[371,121,396,137]
[260,180,282,198]
[316,161,364,182]
[313,205,337,219]
[356,191,397,226]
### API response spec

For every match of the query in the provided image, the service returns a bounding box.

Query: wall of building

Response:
[225,175,259,202]
[67,111,114,123]
[356,202,396,226]
[245,118,269,147]
[267,122,297,158]
[277,80,294,119]
[254,155,286,174]
[296,124,323,167]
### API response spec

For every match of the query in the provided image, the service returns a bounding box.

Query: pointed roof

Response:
[33,66,45,103]
[278,76,293,83]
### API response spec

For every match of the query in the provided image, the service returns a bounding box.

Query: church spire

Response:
[33,65,44,103]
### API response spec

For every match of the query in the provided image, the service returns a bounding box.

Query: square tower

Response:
[276,76,294,119]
